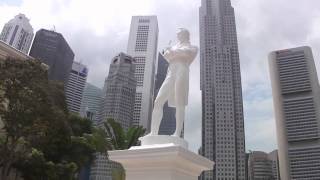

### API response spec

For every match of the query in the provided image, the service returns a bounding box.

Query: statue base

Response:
[138,135,188,149]
[109,143,214,180]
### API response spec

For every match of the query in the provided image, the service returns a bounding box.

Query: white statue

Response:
[148,28,198,137]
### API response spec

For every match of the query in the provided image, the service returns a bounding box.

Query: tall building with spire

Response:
[127,16,158,131]
[199,0,246,179]
[0,14,34,54]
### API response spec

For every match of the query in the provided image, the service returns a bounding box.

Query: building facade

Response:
[90,53,136,180]
[0,14,34,54]
[127,16,158,131]
[269,46,320,180]
[100,52,136,130]
[248,150,280,180]
[0,40,33,60]
[65,61,88,113]
[154,52,176,135]
[199,0,246,179]
[268,150,280,180]
[29,29,74,84]
[89,154,121,180]
[80,83,103,126]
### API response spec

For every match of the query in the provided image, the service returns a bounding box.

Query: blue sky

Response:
[0,0,21,6]
[1,0,320,153]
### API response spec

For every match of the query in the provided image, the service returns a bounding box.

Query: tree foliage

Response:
[104,118,146,150]
[0,58,51,179]
[0,58,111,180]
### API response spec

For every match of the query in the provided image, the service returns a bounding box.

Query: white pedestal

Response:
[109,144,214,180]
[139,135,188,149]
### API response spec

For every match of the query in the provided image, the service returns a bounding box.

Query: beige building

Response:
[0,14,34,54]
[0,40,32,60]
[269,46,320,180]
[268,150,280,180]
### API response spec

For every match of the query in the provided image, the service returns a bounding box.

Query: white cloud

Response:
[243,87,277,152]
[245,118,277,152]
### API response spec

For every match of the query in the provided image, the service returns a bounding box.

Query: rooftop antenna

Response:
[51,25,56,32]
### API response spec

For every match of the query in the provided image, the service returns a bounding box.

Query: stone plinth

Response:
[139,135,188,149]
[109,144,214,180]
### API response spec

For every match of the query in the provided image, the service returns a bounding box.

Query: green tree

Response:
[0,58,52,179]
[0,58,111,180]
[104,118,146,150]
[17,114,111,180]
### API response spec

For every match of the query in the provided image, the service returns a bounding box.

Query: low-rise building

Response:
[0,40,33,60]
[248,150,280,180]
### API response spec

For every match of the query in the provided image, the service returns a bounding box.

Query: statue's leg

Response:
[173,106,185,137]
[173,68,187,137]
[149,77,173,135]
[150,99,165,135]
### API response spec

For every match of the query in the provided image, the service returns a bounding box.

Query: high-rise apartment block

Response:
[0,14,34,54]
[80,83,103,125]
[127,16,158,131]
[29,29,74,83]
[65,61,88,113]
[248,150,280,180]
[269,46,320,180]
[199,0,246,179]
[154,52,176,135]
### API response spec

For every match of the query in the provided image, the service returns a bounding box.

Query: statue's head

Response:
[177,28,190,43]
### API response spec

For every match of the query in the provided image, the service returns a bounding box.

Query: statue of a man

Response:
[148,28,198,137]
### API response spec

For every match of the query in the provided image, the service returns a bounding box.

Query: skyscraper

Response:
[100,52,136,130]
[80,83,103,125]
[269,46,320,180]
[154,52,176,135]
[0,14,34,54]
[65,61,88,113]
[199,0,246,179]
[29,29,74,84]
[127,16,159,131]
[247,150,280,180]
[90,53,136,180]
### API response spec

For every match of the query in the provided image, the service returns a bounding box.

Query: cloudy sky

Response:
[1,0,320,153]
